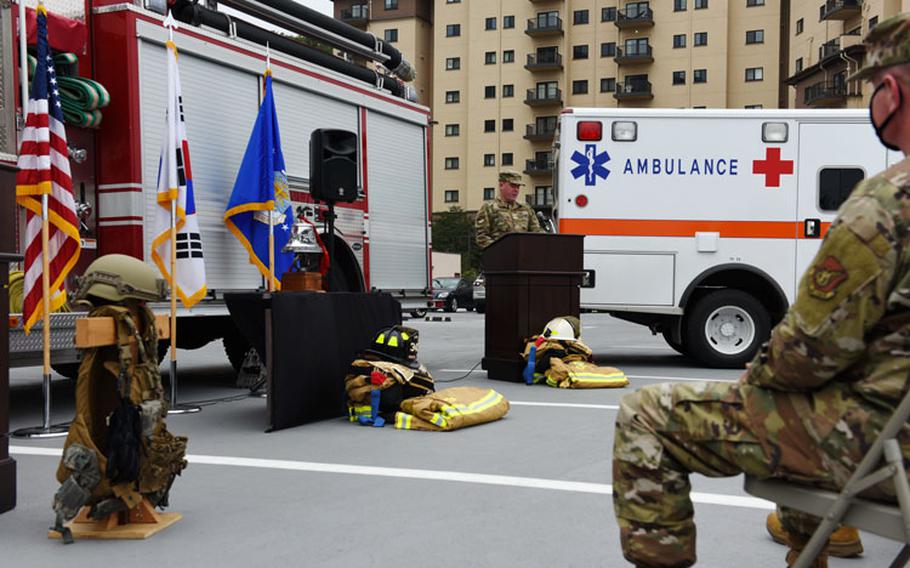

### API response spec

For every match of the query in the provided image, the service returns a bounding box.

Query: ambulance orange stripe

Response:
[559,219,831,239]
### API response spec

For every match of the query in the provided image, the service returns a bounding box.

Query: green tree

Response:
[431,207,482,278]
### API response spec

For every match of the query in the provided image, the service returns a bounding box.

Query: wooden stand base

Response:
[48,498,181,540]
[280,271,323,292]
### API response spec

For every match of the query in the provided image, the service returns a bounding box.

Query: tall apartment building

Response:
[432,0,786,213]
[786,0,907,109]
[332,0,435,105]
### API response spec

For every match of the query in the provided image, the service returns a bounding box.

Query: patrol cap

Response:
[848,13,910,82]
[499,169,525,187]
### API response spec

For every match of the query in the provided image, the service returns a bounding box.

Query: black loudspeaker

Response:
[309,129,358,203]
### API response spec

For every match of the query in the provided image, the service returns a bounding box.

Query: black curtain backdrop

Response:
[225,292,401,431]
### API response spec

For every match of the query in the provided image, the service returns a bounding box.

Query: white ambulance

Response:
[554,108,901,368]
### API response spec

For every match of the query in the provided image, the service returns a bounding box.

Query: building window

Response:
[819,168,864,211]
[572,80,588,95]
[746,30,764,44]
[795,57,803,73]
[484,119,496,133]
[445,57,461,70]
[672,71,686,85]
[384,0,398,10]
[484,85,496,99]
[446,24,460,37]
[502,153,514,166]
[503,15,515,29]
[502,118,514,132]
[445,90,460,103]
[503,84,514,97]
[745,67,763,81]
[796,18,804,35]
[674,0,686,11]
[503,50,515,63]
[483,187,495,200]
[484,154,495,167]
[534,186,553,206]
[446,0,460,3]
[384,28,398,43]
[485,51,497,64]
[600,77,616,92]
[444,190,459,203]
[673,34,686,48]
[573,45,589,60]
[746,0,764,5]
[694,32,708,46]
[444,157,459,170]
[485,17,496,30]
[694,69,707,83]
[745,104,763,109]
[444,124,460,137]
[870,16,879,30]
[695,0,708,8]
[573,9,589,25]
[602,7,616,22]
[601,42,616,57]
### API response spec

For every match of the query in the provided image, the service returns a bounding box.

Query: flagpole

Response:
[18,0,28,130]
[164,13,200,415]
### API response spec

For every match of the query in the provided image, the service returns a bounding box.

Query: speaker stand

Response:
[322,202,336,291]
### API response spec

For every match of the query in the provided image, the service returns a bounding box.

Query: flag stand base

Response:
[11,423,69,438]
[167,404,201,415]
[48,498,181,540]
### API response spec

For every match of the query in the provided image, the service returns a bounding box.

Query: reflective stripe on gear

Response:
[394,387,509,431]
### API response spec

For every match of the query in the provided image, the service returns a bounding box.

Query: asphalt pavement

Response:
[2,312,904,567]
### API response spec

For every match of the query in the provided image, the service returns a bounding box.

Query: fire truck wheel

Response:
[223,330,252,372]
[685,289,770,368]
[51,363,80,380]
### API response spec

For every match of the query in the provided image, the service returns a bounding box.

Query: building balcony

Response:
[613,80,653,101]
[525,88,563,106]
[614,45,653,65]
[821,0,861,21]
[526,16,564,37]
[524,123,557,141]
[524,158,554,176]
[529,0,563,2]
[340,5,369,26]
[525,53,563,71]
[615,7,654,29]
[819,38,841,63]
[804,81,847,107]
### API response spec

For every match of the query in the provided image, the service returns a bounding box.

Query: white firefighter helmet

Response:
[542,317,579,342]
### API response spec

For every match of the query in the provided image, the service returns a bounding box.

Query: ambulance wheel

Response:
[685,289,769,368]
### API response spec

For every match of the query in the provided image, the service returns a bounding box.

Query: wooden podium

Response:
[482,233,584,381]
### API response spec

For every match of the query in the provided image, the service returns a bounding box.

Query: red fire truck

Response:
[4,0,433,375]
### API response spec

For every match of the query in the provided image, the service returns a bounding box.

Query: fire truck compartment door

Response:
[365,111,429,291]
[581,252,675,306]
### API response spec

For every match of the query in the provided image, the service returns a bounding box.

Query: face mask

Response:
[870,82,903,152]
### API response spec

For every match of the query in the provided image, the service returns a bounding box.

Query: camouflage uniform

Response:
[612,139,910,566]
[474,170,543,249]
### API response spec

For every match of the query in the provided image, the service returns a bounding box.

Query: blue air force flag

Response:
[151,38,208,307]
[224,71,294,290]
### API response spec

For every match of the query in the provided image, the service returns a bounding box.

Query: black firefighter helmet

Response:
[365,325,419,367]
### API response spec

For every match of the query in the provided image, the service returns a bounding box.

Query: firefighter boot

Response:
[767,512,863,558]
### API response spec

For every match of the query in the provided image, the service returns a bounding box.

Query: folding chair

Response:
[743,385,910,568]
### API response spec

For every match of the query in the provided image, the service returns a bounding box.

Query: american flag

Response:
[15,4,81,334]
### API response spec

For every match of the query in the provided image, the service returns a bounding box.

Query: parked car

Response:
[473,273,486,313]
[432,277,474,312]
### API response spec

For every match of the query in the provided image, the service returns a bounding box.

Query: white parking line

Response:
[437,370,737,383]
[511,401,619,410]
[9,445,773,511]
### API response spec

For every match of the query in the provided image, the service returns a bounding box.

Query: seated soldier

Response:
[611,15,910,568]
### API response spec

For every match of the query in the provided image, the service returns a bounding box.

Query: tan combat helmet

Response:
[848,13,910,81]
[72,254,168,304]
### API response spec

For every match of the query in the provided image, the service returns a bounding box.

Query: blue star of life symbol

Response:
[570,144,610,187]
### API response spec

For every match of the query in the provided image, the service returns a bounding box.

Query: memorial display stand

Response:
[1,161,18,514]
[482,233,585,382]
[46,313,180,540]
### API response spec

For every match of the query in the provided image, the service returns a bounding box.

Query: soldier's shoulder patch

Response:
[808,256,848,300]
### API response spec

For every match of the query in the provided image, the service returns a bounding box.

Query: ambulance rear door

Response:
[795,121,888,286]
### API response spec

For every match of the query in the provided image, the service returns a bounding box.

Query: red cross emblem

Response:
[752,147,794,188]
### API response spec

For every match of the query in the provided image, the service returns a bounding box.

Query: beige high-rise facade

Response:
[786,0,909,109]
[431,0,784,213]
